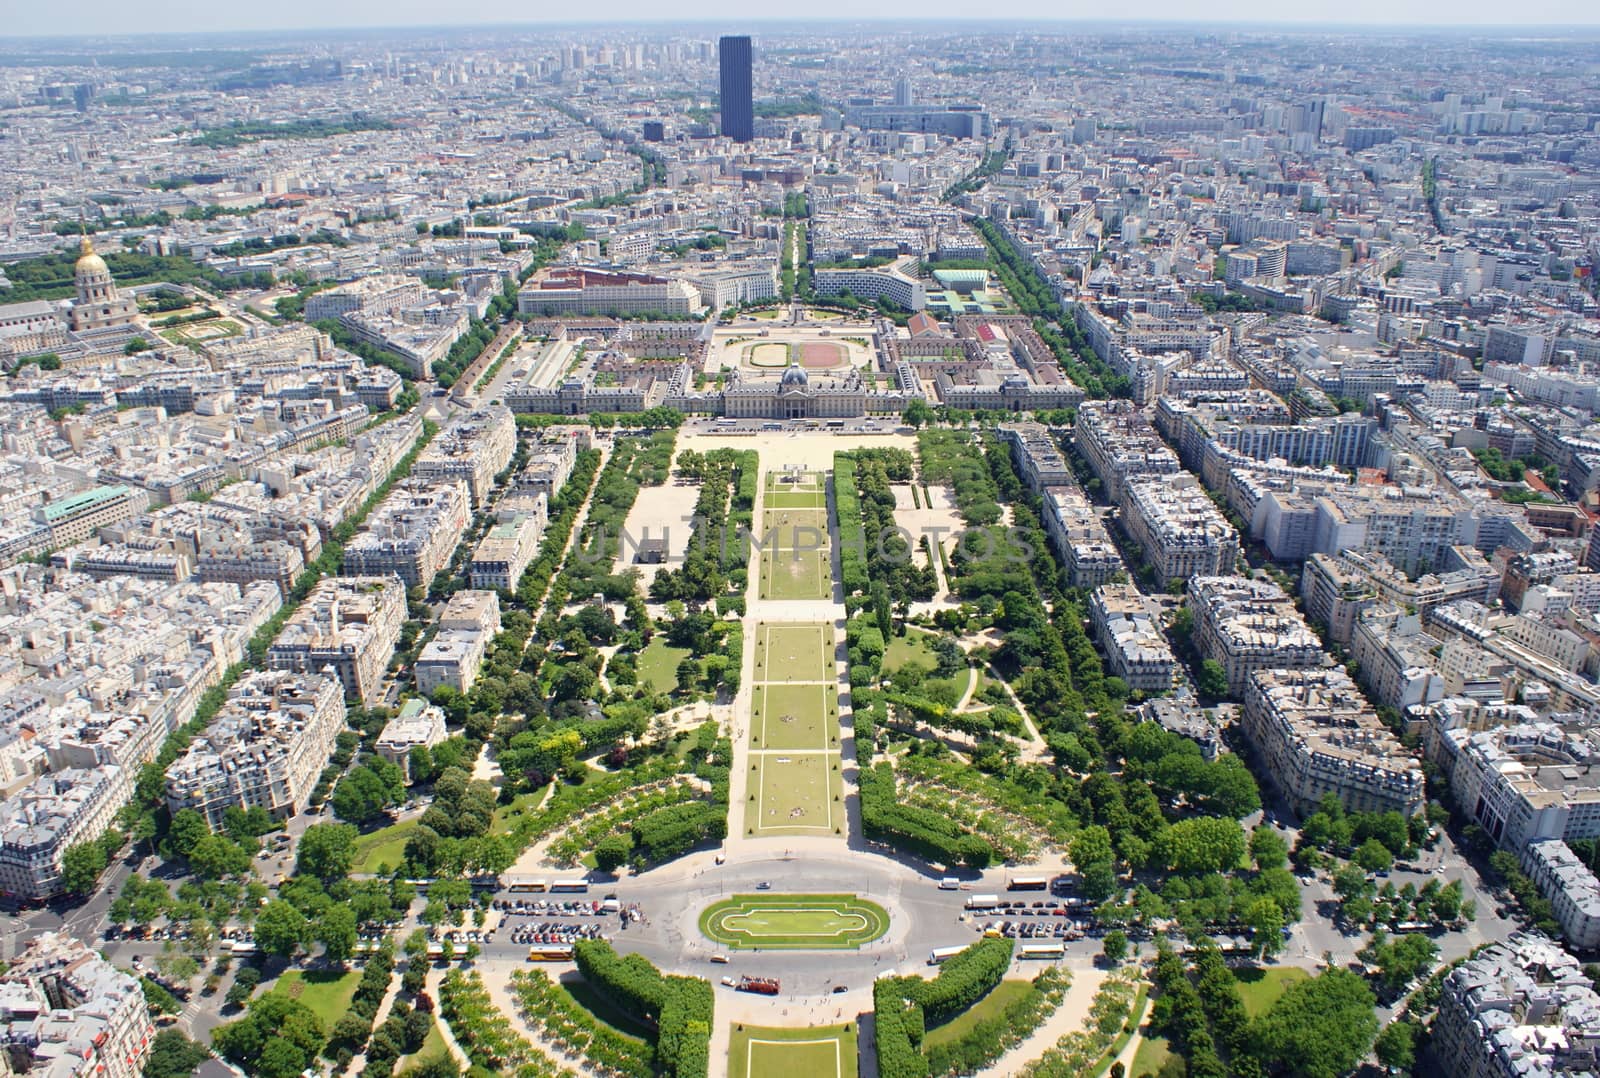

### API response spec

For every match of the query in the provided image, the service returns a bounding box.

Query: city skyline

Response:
[4,5,1600,38]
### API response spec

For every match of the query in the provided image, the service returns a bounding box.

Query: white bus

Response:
[1019,943,1066,960]
[1008,876,1049,892]
[506,877,549,893]
[550,879,590,893]
[928,946,968,965]
[965,894,1000,910]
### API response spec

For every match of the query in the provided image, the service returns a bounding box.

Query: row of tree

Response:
[572,940,714,1078]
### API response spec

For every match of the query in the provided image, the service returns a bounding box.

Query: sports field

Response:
[701,895,888,950]
[729,1023,859,1078]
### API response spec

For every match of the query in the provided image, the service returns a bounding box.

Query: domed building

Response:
[67,237,138,333]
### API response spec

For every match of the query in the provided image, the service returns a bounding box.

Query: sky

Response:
[4,1,1598,38]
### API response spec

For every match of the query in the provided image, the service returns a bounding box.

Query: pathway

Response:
[424,965,475,1072]
[345,966,404,1076]
[973,963,1108,1078]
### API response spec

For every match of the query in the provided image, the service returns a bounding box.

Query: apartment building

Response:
[413,405,516,508]
[1039,485,1124,588]
[1432,932,1600,1078]
[342,478,470,589]
[0,932,155,1078]
[415,590,500,696]
[1349,606,1448,712]
[1089,584,1175,693]
[1003,423,1073,492]
[1521,841,1600,951]
[1429,720,1600,851]
[0,767,127,901]
[33,485,150,550]
[1072,400,1181,503]
[515,433,580,500]
[1242,667,1424,816]
[517,267,703,318]
[164,671,345,828]
[1121,474,1240,587]
[1300,548,1499,647]
[1188,575,1327,696]
[376,698,449,781]
[266,576,406,704]
[469,497,546,591]
[303,274,427,321]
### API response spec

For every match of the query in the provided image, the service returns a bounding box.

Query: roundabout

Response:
[699,893,890,950]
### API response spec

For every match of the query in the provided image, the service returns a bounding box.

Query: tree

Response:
[60,840,108,894]
[297,822,358,882]
[1102,929,1128,964]
[1247,969,1378,1078]
[188,834,251,879]
[317,904,359,964]
[168,809,209,858]
[257,1037,307,1078]
[1355,837,1394,874]
[143,1030,213,1078]
[225,965,261,1008]
[253,900,310,959]
[1196,659,1229,699]
[1374,1020,1418,1072]
[1250,827,1290,871]
[594,834,633,873]
[1244,897,1285,959]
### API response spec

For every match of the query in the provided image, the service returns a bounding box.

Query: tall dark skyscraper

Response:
[718,35,753,143]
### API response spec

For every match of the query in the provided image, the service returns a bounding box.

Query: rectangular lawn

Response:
[752,753,840,836]
[754,683,835,750]
[765,491,828,510]
[761,548,831,600]
[731,1024,858,1078]
[755,624,833,681]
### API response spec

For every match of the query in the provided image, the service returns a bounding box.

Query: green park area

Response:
[350,820,418,875]
[730,1023,859,1078]
[747,621,843,837]
[267,969,362,1028]
[701,894,888,950]
[637,638,692,694]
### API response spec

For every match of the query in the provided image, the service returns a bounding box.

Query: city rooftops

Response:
[39,485,132,521]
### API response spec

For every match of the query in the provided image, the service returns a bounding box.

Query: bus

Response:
[928,946,968,965]
[506,877,549,893]
[550,879,590,893]
[965,894,1000,910]
[470,874,501,891]
[1019,943,1066,960]
[528,945,574,962]
[1008,876,1049,891]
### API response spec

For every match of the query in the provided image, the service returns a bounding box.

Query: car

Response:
[756,881,771,890]
[832,985,848,994]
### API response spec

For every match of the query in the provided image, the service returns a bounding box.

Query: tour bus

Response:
[550,879,590,893]
[1019,943,1066,960]
[506,876,549,893]
[1008,876,1049,892]
[469,874,501,891]
[965,894,1000,910]
[928,946,968,965]
[528,945,574,962]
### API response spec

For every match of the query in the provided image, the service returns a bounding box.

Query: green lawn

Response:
[269,969,363,1028]
[883,631,940,673]
[730,1023,858,1078]
[750,752,841,836]
[1130,1034,1174,1078]
[1234,966,1309,1018]
[923,979,1034,1048]
[701,894,889,949]
[351,820,417,875]
[753,683,836,751]
[754,623,833,682]
[765,491,828,509]
[761,547,831,600]
[760,507,830,549]
[396,1019,451,1076]
[637,639,692,694]
[766,471,826,494]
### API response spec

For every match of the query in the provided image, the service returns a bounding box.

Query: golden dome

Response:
[74,236,108,278]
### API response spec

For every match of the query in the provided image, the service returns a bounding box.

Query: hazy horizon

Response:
[4,4,1599,41]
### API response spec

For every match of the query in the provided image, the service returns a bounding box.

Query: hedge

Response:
[573,941,712,1078]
